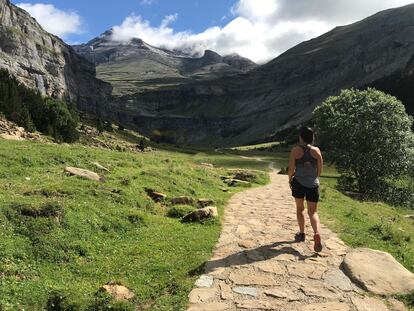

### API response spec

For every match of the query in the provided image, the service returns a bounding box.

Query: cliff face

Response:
[0,0,111,112]
[107,4,414,146]
[370,54,414,117]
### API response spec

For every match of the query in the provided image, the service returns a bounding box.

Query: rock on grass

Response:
[64,167,102,181]
[101,283,135,301]
[170,196,194,205]
[182,207,218,222]
[145,188,167,202]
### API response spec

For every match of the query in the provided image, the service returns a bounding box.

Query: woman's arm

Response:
[288,148,297,182]
[316,148,323,177]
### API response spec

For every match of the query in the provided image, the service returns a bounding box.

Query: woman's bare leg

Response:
[295,198,305,233]
[307,201,321,234]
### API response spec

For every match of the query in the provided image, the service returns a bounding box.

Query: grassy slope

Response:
[0,139,268,310]
[319,167,414,273]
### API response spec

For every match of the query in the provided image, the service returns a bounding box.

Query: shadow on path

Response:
[190,240,319,276]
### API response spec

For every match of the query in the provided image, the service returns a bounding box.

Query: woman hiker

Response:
[288,127,324,252]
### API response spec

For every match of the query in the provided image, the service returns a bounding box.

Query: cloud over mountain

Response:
[110,0,414,63]
[17,0,414,62]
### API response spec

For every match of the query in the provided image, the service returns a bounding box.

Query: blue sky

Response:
[13,0,414,62]
[14,0,237,43]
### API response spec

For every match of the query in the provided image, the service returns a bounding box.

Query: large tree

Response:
[313,88,414,193]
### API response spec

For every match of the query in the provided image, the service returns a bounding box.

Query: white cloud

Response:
[111,0,414,63]
[16,3,82,38]
[140,0,156,5]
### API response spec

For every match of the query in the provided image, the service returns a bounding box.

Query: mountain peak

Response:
[202,50,222,62]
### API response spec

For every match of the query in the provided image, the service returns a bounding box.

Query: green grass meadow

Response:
[0,139,267,310]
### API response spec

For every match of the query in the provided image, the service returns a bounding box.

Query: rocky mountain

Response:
[73,31,257,96]
[0,0,111,113]
[101,4,414,146]
[370,53,414,118]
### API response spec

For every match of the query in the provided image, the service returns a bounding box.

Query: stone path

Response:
[187,168,408,311]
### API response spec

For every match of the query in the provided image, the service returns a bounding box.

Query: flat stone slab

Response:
[236,300,283,310]
[65,167,102,181]
[188,288,216,303]
[323,269,354,292]
[299,302,350,311]
[254,260,285,275]
[351,297,388,311]
[195,275,214,288]
[187,302,231,311]
[229,270,278,286]
[264,287,300,301]
[219,281,233,300]
[232,286,257,297]
[287,262,327,279]
[343,248,414,295]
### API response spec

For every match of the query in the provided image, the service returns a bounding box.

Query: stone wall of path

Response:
[186,170,408,311]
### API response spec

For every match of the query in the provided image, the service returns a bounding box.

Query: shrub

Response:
[314,88,414,195]
[42,98,79,143]
[46,291,79,311]
[88,291,135,311]
[396,291,414,308]
[96,118,104,133]
[138,139,146,152]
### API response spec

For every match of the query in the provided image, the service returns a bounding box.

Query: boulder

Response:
[231,170,257,182]
[101,283,135,301]
[342,248,414,295]
[170,196,194,205]
[64,167,101,181]
[182,207,218,222]
[197,198,215,208]
[145,188,167,202]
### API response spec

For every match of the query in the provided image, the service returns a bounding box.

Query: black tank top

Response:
[294,145,319,188]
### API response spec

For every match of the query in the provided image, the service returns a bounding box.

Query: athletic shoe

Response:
[294,232,306,242]
[313,233,323,252]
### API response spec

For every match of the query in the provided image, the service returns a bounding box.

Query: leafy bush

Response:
[167,205,195,218]
[396,291,414,308]
[46,291,80,311]
[314,88,414,198]
[42,98,79,142]
[88,291,135,311]
[0,68,79,142]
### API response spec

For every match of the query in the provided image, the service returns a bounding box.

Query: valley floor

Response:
[0,138,412,310]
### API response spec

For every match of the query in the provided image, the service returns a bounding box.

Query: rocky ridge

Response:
[0,0,112,113]
[103,4,414,147]
[73,31,257,96]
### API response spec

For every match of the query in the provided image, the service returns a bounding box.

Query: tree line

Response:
[0,69,79,142]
